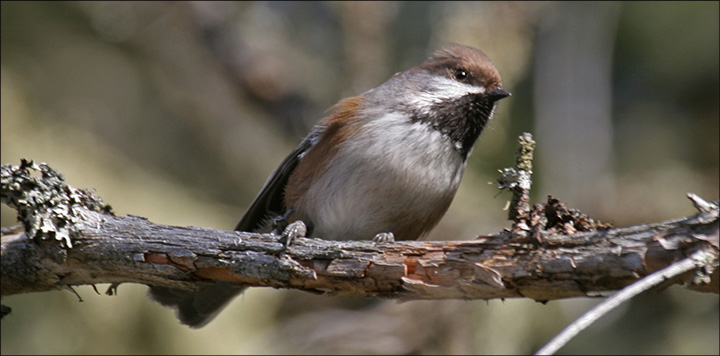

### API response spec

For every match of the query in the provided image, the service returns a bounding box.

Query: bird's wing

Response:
[235,125,325,232]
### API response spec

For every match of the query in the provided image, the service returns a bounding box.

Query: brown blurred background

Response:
[1,1,718,354]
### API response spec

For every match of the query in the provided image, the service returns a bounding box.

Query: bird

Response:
[149,43,511,328]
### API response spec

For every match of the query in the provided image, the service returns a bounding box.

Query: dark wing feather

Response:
[148,126,325,328]
[235,125,325,232]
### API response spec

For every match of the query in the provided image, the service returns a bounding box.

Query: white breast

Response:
[298,112,467,240]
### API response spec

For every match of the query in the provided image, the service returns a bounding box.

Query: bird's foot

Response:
[372,232,395,243]
[281,220,307,248]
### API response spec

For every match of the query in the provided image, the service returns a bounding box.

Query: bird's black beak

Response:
[487,88,511,102]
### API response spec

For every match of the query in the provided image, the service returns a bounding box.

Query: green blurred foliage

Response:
[1,1,717,355]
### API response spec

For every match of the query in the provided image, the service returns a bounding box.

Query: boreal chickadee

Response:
[149,43,510,327]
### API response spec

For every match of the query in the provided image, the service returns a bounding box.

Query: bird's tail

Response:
[148,284,247,328]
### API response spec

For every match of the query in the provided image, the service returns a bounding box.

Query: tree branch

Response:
[535,247,716,355]
[2,159,717,308]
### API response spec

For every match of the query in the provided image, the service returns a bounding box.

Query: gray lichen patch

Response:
[1,159,113,248]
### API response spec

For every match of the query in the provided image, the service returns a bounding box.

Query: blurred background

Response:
[1,1,717,354]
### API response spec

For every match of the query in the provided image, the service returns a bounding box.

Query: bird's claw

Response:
[282,220,307,248]
[372,232,395,243]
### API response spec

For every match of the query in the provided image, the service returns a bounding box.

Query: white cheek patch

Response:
[408,76,486,114]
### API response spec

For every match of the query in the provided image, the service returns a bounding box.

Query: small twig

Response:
[688,193,718,214]
[63,285,84,302]
[498,132,536,227]
[534,248,716,355]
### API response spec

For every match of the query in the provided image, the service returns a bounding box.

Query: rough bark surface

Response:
[2,162,718,302]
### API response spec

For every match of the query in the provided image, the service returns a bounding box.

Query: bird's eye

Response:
[453,68,468,81]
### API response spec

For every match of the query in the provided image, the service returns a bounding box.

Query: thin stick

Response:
[534,249,712,355]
